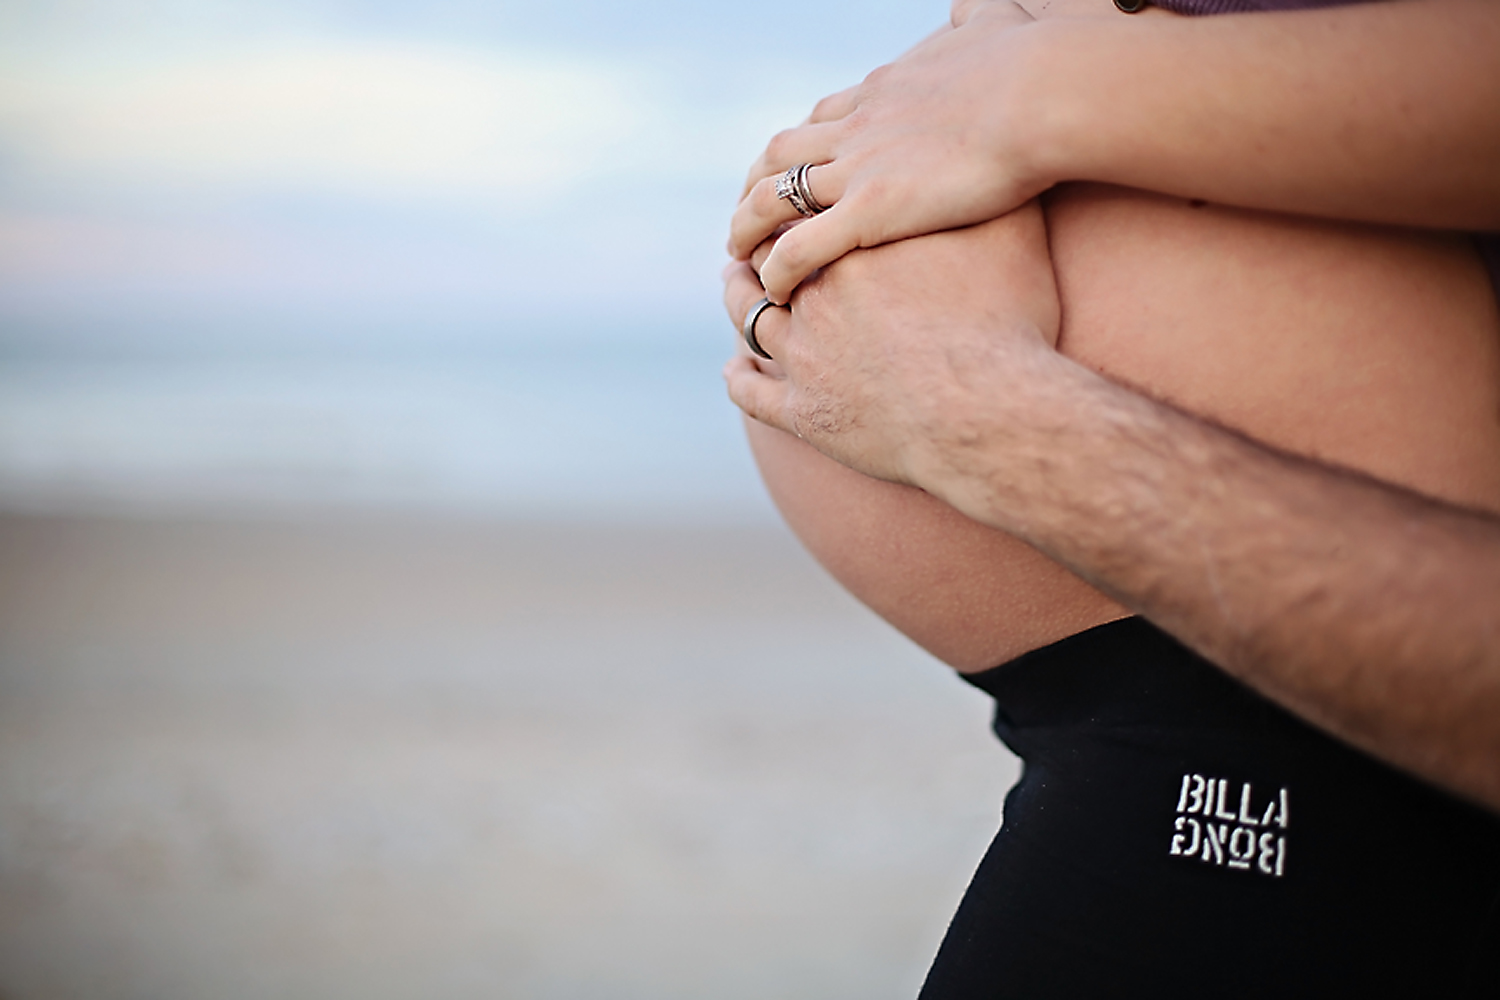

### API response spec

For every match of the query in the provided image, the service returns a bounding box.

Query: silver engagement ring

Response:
[775,163,828,218]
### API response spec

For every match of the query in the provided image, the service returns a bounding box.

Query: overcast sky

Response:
[0,0,940,356]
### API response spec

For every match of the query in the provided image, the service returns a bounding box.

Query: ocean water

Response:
[0,343,775,523]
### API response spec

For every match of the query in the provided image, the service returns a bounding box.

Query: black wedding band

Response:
[742,296,779,361]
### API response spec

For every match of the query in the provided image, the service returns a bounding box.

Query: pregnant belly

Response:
[745,186,1500,671]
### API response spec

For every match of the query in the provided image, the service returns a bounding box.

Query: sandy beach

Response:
[0,513,1017,1000]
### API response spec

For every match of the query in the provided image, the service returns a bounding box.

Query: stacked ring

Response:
[742,297,779,361]
[775,163,828,218]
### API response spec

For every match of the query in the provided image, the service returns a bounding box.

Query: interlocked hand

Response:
[727,1,1041,305]
[723,207,1059,485]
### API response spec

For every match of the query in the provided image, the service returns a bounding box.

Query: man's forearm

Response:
[917,343,1500,812]
[1026,0,1500,229]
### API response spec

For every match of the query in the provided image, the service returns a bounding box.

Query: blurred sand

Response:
[0,513,1017,1000]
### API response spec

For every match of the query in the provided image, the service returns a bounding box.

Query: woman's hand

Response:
[727,1,1046,305]
[723,205,1060,485]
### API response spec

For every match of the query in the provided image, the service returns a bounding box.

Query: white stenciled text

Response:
[1170,774,1288,878]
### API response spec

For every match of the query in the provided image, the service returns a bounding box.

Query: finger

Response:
[951,0,984,26]
[722,261,767,330]
[806,85,859,125]
[749,234,781,275]
[727,174,805,261]
[728,161,844,262]
[758,204,863,306]
[738,120,843,199]
[747,295,792,362]
[723,261,794,361]
[723,356,796,435]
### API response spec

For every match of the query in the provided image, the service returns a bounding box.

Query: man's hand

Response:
[731,210,1500,812]
[724,207,1060,485]
[726,2,1044,305]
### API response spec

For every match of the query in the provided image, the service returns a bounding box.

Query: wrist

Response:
[1009,17,1113,194]
[1018,14,1186,196]
[904,330,1081,534]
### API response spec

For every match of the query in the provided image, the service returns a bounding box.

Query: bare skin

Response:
[730,0,1500,304]
[742,202,1122,670]
[726,224,1500,808]
[735,0,1500,674]
[725,0,1500,809]
[742,190,1500,670]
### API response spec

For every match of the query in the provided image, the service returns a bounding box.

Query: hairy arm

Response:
[916,342,1500,814]
[732,0,1500,302]
[724,248,1500,814]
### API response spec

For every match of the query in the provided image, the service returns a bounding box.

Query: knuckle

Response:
[744,385,783,429]
[861,63,893,91]
[729,384,760,420]
[851,176,888,211]
[764,128,797,165]
[841,184,894,246]
[811,91,845,122]
[837,104,874,142]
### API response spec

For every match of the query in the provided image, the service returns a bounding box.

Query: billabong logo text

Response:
[1170,774,1288,878]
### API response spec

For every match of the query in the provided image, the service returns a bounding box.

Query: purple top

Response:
[1154,0,1377,11]
[1141,0,1500,301]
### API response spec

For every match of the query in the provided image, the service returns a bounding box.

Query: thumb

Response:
[760,206,861,305]
[723,357,797,435]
